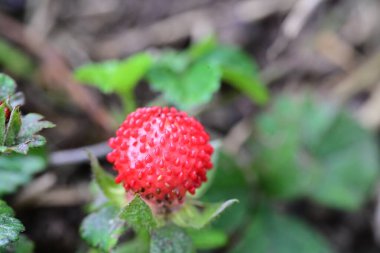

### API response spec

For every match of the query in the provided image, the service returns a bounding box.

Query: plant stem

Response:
[121,91,136,114]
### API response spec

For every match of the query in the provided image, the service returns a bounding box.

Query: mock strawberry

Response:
[107,106,213,206]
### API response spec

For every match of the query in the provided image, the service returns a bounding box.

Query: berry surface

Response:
[107,107,213,206]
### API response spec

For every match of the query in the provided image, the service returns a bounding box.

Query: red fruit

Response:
[0,101,10,121]
[107,107,213,206]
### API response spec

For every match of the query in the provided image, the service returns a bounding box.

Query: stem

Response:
[121,91,137,114]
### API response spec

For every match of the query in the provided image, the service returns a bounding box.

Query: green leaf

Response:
[0,235,34,253]
[8,93,24,108]
[4,108,21,146]
[0,200,24,248]
[201,152,250,233]
[223,70,268,105]
[119,195,157,233]
[148,55,221,109]
[201,46,268,104]
[80,204,125,252]
[187,228,227,250]
[75,53,153,94]
[0,150,47,196]
[252,95,379,210]
[17,114,55,141]
[150,225,194,253]
[171,199,238,229]
[0,74,16,101]
[0,112,52,155]
[230,207,334,253]
[89,153,126,207]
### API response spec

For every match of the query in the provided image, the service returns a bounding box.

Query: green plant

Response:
[80,123,236,252]
[73,38,380,253]
[0,74,54,251]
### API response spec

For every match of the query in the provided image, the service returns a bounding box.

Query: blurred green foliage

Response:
[0,149,46,196]
[251,95,379,210]
[0,39,35,79]
[74,37,268,113]
[231,206,333,253]
[0,235,34,253]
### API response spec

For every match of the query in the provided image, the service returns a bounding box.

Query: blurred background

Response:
[1,0,380,252]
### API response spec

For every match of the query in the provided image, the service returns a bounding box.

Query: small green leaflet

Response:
[75,53,153,94]
[171,199,238,229]
[197,44,268,105]
[119,195,157,233]
[0,200,24,248]
[148,56,221,110]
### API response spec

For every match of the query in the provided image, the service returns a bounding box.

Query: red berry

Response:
[107,107,214,206]
[0,101,10,121]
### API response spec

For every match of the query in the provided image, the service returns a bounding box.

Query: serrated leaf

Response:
[0,149,47,196]
[8,92,24,108]
[89,153,126,207]
[230,207,334,253]
[119,195,157,233]
[1,136,47,155]
[4,108,21,146]
[0,235,34,253]
[0,200,24,248]
[150,225,194,253]
[17,113,55,141]
[80,204,125,252]
[75,53,153,94]
[187,228,227,250]
[201,46,268,104]
[171,199,238,229]
[252,94,379,210]
[148,57,221,109]
[0,74,16,100]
